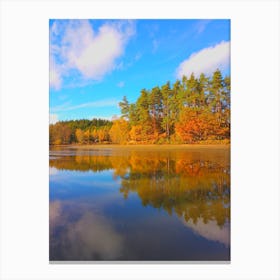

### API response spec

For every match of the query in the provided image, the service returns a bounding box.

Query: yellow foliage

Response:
[109,119,129,144]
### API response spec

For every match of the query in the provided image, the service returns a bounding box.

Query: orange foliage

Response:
[175,108,207,143]
[175,108,229,143]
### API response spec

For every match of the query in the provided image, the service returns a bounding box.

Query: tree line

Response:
[49,69,230,145]
[49,118,112,145]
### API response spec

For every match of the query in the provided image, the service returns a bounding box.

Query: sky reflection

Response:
[50,147,230,261]
[50,200,124,260]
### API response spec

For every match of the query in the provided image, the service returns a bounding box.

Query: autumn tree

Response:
[50,70,230,145]
[84,129,90,144]
[175,108,206,143]
[129,125,143,142]
[98,127,110,143]
[75,128,84,144]
[109,119,129,144]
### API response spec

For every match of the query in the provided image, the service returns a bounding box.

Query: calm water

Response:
[49,146,230,261]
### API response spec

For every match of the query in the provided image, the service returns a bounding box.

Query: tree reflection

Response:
[50,149,230,228]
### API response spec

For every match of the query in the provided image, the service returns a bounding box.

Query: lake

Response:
[49,145,230,261]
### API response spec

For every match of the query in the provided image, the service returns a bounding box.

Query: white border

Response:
[1,0,279,279]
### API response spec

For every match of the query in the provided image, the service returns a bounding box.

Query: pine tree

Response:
[161,82,172,139]
[119,96,130,119]
[149,86,162,135]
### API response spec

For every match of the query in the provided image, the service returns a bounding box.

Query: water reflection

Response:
[182,218,230,246]
[50,200,123,260]
[50,147,230,260]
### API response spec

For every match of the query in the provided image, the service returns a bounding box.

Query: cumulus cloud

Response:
[176,41,230,78]
[50,20,135,88]
[49,113,58,124]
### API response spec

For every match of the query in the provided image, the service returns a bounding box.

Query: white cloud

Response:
[117,81,125,88]
[176,41,230,78]
[51,98,118,113]
[49,202,124,259]
[183,218,230,247]
[49,113,58,124]
[49,167,58,176]
[49,57,62,90]
[50,20,135,87]
[49,68,61,90]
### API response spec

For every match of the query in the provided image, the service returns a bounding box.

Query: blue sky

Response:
[49,19,230,123]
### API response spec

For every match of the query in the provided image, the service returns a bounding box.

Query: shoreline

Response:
[50,144,230,150]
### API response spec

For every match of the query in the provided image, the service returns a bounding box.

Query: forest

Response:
[49,69,230,145]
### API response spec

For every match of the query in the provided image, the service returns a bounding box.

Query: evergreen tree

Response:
[119,96,130,119]
[50,69,230,145]
[161,82,172,139]
[149,86,163,135]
